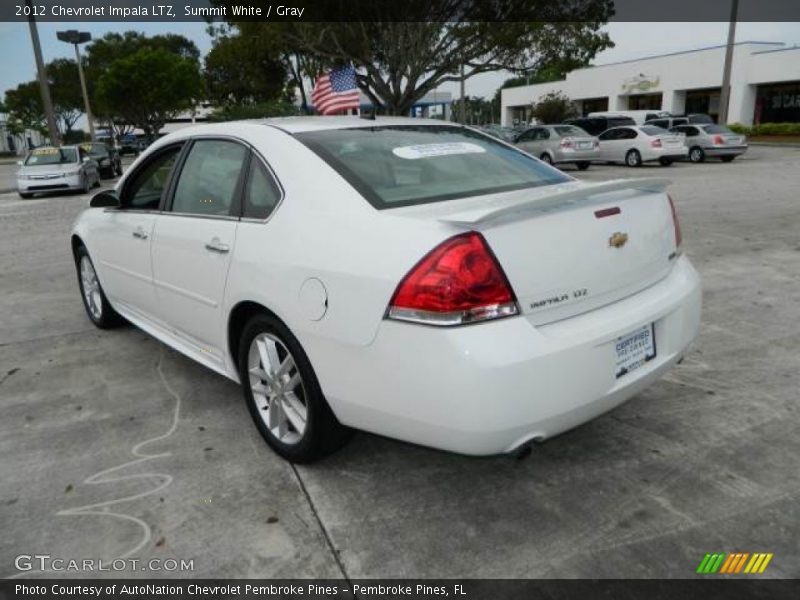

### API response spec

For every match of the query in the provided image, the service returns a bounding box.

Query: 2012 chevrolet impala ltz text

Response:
[70,117,701,462]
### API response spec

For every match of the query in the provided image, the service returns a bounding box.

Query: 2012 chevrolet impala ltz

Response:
[71,117,701,462]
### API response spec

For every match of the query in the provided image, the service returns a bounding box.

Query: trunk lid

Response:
[401,178,679,325]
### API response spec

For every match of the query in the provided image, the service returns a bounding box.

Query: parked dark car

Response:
[564,115,636,136]
[674,113,715,124]
[118,138,147,156]
[80,142,122,178]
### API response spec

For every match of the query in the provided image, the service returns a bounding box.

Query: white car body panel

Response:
[72,117,702,456]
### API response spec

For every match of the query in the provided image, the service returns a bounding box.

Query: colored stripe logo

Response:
[696,552,773,574]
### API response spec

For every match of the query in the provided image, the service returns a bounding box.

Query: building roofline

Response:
[751,44,800,55]
[584,41,784,70]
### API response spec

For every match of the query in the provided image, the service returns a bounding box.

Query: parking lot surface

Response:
[1,146,799,579]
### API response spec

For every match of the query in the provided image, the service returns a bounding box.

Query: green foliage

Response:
[208,100,298,121]
[530,91,578,124]
[214,1,614,116]
[46,58,84,134]
[205,34,289,106]
[95,47,203,139]
[728,122,800,136]
[4,81,44,129]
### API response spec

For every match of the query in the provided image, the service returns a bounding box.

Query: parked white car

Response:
[597,125,688,167]
[71,117,701,462]
[17,145,100,198]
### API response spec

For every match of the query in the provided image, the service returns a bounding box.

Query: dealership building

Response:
[502,41,800,126]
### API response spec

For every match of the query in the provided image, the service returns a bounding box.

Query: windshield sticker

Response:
[392,142,486,160]
[31,147,59,156]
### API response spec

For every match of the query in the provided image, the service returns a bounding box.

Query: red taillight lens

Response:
[713,135,725,145]
[560,138,573,148]
[651,138,663,148]
[668,194,682,250]
[387,232,518,326]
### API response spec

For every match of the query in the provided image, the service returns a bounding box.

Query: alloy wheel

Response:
[247,333,308,445]
[80,256,103,320]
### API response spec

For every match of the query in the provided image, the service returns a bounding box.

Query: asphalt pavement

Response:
[1,146,799,579]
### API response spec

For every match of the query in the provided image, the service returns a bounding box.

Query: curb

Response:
[749,141,800,148]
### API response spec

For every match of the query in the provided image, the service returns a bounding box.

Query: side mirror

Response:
[90,190,119,208]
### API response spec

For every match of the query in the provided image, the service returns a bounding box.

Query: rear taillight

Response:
[712,135,725,145]
[387,232,518,326]
[651,138,663,148]
[560,138,573,149]
[668,194,682,250]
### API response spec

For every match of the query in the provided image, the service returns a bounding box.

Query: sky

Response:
[2,21,800,109]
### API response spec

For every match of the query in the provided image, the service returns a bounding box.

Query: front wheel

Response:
[81,175,90,194]
[625,149,642,167]
[75,245,124,329]
[238,314,351,463]
[659,157,673,166]
[689,146,705,163]
[576,161,591,171]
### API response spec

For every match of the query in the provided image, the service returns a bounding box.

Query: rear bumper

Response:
[553,148,600,163]
[643,147,688,162]
[705,145,747,157]
[315,255,702,455]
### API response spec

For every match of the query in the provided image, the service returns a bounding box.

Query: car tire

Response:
[115,162,123,176]
[721,156,736,163]
[19,192,33,199]
[625,149,642,167]
[576,161,591,171]
[238,313,351,463]
[659,157,673,166]
[74,244,125,329]
[689,146,705,163]
[539,153,553,165]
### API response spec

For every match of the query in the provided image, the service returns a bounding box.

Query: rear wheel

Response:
[539,153,553,165]
[238,313,351,463]
[721,155,736,163]
[689,146,705,163]
[625,149,642,167]
[659,157,673,166]
[75,245,124,329]
[576,161,591,171]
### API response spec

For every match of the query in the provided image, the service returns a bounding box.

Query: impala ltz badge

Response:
[609,232,629,248]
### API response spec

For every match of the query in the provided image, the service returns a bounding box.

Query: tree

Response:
[4,82,44,131]
[86,32,201,140]
[46,59,84,136]
[216,1,613,115]
[204,33,289,106]
[530,91,578,124]
[95,47,203,140]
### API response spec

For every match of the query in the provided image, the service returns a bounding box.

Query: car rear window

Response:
[295,125,570,209]
[554,126,589,137]
[702,125,733,134]
[640,126,668,136]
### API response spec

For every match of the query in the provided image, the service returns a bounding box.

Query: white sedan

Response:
[71,117,701,462]
[597,125,688,167]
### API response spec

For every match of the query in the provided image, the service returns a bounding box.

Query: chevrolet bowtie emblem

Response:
[609,232,629,248]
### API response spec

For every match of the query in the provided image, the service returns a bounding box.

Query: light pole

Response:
[718,0,739,124]
[26,0,59,146]
[57,30,95,141]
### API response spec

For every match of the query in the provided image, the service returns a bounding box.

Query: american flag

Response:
[312,65,360,115]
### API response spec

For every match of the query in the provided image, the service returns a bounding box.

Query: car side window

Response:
[170,140,248,216]
[123,146,182,210]
[651,120,667,129]
[685,127,699,137]
[517,130,535,142]
[598,129,617,141]
[535,128,550,140]
[242,159,281,220]
[622,128,638,139]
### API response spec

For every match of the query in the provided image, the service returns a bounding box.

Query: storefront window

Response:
[755,82,800,124]
[627,93,663,110]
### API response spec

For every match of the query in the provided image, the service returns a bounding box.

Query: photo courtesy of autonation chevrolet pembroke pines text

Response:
[1,0,799,598]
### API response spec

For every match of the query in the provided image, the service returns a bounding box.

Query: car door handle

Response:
[205,238,230,254]
[132,227,148,240]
